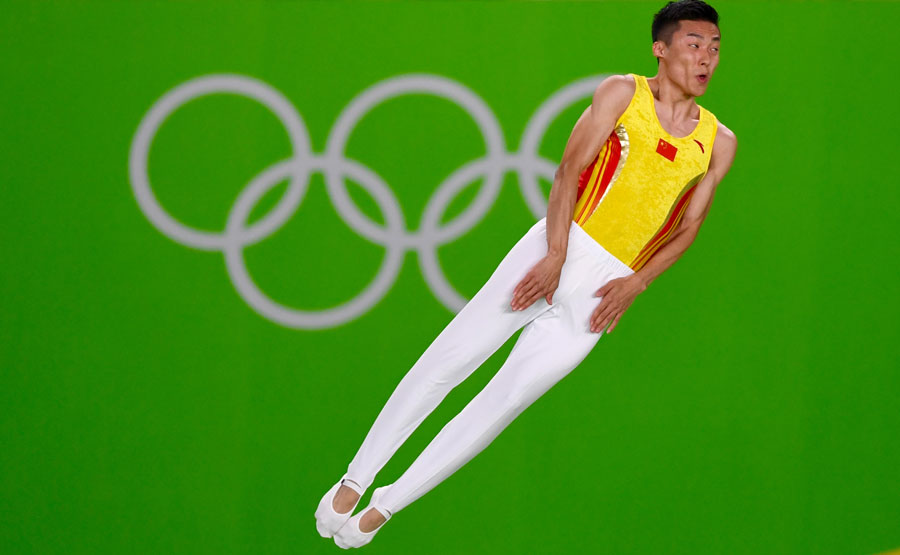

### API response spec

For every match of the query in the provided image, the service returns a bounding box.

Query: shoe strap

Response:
[370,487,393,521]
[341,478,364,496]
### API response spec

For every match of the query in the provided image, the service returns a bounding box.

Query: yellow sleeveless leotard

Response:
[573,73,718,271]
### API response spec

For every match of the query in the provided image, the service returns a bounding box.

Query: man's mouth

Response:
[697,74,709,84]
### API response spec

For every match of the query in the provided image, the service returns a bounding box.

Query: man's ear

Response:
[652,40,666,60]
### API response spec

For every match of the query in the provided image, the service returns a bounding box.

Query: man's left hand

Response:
[590,275,646,334]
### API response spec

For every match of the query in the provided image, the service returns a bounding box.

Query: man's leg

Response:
[344,220,634,532]
[338,219,559,497]
[355,222,640,529]
[368,289,604,522]
[343,220,639,533]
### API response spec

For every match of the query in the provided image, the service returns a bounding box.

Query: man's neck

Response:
[647,72,698,121]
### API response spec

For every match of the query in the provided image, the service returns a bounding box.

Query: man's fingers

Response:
[521,288,545,309]
[607,313,623,334]
[513,267,561,310]
[589,307,602,332]
[513,274,534,296]
[590,303,604,323]
[591,304,617,333]
[592,311,608,333]
[518,281,559,310]
[512,281,541,310]
[518,281,541,302]
[591,297,613,325]
[600,309,620,333]
[512,276,536,303]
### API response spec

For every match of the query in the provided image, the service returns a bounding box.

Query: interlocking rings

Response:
[129,72,610,329]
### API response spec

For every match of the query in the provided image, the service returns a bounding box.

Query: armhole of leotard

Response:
[616,74,641,126]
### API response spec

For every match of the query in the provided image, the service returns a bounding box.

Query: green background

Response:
[3,1,898,553]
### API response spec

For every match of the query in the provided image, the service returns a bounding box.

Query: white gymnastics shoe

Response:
[315,478,365,538]
[333,486,393,549]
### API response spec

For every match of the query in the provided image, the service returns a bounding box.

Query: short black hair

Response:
[652,0,719,46]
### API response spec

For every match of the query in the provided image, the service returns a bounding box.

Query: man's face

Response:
[654,19,721,96]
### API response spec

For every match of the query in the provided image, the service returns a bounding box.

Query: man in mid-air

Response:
[316,0,738,548]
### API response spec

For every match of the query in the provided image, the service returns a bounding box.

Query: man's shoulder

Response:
[594,73,637,97]
[715,120,737,148]
[592,74,637,115]
[711,120,738,164]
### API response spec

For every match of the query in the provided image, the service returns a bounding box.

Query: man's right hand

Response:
[511,254,565,310]
[510,75,634,313]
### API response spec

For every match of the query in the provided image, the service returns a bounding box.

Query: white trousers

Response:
[341,217,635,515]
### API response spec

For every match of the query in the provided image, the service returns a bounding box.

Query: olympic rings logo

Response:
[128,72,610,329]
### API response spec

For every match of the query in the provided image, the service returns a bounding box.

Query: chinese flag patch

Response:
[656,138,677,161]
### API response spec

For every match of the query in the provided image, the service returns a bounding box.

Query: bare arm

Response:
[590,121,738,334]
[511,75,635,310]
[545,75,636,259]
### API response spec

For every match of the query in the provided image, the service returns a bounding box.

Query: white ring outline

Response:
[128,72,612,328]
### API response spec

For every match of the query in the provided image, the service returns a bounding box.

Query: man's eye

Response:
[689,44,698,48]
